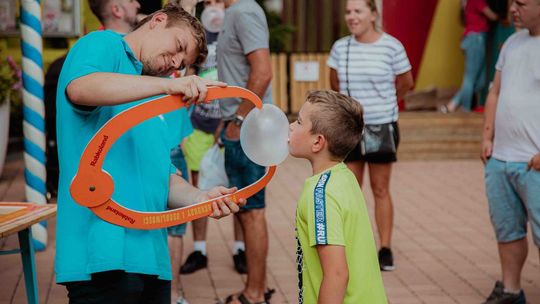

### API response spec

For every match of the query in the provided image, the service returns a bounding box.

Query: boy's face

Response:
[289,102,317,158]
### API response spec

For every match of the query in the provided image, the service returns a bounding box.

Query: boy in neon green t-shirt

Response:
[289,90,387,303]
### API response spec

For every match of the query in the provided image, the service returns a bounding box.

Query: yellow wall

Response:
[83,0,101,33]
[415,0,465,90]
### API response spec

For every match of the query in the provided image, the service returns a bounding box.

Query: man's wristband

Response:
[232,114,245,126]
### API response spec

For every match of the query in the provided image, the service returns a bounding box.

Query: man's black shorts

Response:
[63,270,170,304]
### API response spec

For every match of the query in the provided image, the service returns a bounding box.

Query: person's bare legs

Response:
[236,210,268,302]
[192,218,208,242]
[168,235,184,304]
[346,160,366,187]
[189,170,208,242]
[234,215,244,242]
[191,171,199,189]
[368,163,394,248]
[498,238,528,291]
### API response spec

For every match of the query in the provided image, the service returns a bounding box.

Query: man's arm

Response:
[330,68,339,92]
[396,71,414,101]
[168,173,204,207]
[225,48,272,139]
[316,245,349,304]
[237,48,273,117]
[482,6,498,21]
[67,73,226,107]
[168,173,245,218]
[481,71,501,163]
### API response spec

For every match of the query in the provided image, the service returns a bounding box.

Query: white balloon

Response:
[201,6,224,33]
[240,104,289,166]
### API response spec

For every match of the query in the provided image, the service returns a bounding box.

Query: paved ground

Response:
[1,152,539,304]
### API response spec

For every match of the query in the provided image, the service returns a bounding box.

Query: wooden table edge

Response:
[0,205,57,238]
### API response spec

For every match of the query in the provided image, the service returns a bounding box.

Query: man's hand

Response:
[224,122,241,141]
[166,75,226,104]
[199,186,246,219]
[481,139,493,164]
[528,153,540,171]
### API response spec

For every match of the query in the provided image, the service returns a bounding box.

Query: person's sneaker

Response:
[484,281,504,303]
[482,281,526,304]
[176,296,189,304]
[378,247,395,271]
[180,251,207,274]
[233,249,248,274]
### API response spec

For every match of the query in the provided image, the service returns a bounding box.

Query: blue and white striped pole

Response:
[20,0,48,251]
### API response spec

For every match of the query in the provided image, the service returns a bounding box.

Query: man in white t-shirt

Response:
[481,0,540,303]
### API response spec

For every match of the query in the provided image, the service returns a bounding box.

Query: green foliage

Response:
[255,0,295,52]
[0,64,14,104]
[0,51,21,106]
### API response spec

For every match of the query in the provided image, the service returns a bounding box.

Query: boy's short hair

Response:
[134,3,207,67]
[89,0,112,24]
[306,90,364,160]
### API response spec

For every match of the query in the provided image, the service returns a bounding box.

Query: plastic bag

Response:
[197,144,229,190]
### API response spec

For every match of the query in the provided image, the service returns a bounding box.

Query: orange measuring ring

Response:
[70,86,277,230]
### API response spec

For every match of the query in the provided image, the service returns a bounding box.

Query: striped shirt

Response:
[327,33,411,125]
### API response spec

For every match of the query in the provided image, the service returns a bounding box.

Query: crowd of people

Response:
[45,0,540,303]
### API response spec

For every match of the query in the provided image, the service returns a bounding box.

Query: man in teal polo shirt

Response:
[55,4,242,303]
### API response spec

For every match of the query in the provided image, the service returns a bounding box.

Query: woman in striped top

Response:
[327,0,414,272]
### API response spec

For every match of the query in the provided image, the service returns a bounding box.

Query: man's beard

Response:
[142,60,169,77]
[124,15,138,29]
[141,59,157,76]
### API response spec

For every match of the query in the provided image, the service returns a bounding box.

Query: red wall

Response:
[383,0,439,80]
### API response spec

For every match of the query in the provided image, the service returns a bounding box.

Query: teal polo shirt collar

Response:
[109,30,143,74]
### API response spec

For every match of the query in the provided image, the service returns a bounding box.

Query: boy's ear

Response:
[312,134,326,154]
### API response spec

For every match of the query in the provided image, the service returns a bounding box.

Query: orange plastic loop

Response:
[70,87,274,229]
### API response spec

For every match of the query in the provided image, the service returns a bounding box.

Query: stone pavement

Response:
[1,153,539,303]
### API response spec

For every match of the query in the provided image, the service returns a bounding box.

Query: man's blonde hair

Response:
[134,3,207,67]
[306,90,364,160]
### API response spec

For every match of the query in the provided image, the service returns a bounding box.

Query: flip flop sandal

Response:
[264,289,275,302]
[223,293,254,304]
[224,289,276,304]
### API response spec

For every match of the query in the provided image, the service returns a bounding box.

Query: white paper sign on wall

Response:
[294,61,320,82]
